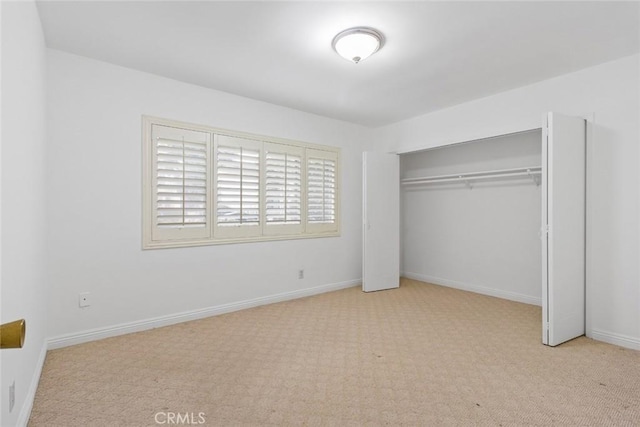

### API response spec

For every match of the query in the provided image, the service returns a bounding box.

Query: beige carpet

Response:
[30,278,640,426]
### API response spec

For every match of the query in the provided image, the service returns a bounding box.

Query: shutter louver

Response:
[266,151,302,225]
[156,138,207,228]
[216,144,260,226]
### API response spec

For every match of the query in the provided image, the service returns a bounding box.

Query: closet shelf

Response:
[401,166,542,188]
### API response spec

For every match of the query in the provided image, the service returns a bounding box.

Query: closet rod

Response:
[401,166,542,186]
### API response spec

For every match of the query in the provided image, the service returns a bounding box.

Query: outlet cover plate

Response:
[79,292,91,308]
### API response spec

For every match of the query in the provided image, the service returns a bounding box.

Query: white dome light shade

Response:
[332,27,384,64]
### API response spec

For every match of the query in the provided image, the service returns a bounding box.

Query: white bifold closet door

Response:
[362,152,399,292]
[542,112,586,346]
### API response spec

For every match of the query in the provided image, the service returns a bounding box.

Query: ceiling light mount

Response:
[332,27,384,64]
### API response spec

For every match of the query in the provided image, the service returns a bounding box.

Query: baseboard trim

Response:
[17,340,48,427]
[589,329,640,351]
[402,272,541,306]
[48,279,360,350]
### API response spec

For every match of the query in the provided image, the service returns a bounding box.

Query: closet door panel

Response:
[363,152,400,292]
[543,112,586,346]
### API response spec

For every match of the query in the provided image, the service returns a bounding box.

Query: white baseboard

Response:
[402,272,541,306]
[48,279,360,350]
[17,340,47,427]
[589,329,640,351]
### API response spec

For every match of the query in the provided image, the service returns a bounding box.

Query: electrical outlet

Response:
[298,269,304,279]
[9,381,15,413]
[79,292,91,308]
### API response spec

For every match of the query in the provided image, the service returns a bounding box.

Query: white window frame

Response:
[142,116,341,249]
[306,148,340,235]
[263,142,305,236]
[145,123,212,245]
[213,134,264,239]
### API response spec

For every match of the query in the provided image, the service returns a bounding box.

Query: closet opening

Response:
[399,129,544,307]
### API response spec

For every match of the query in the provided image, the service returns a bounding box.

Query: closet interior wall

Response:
[400,130,543,305]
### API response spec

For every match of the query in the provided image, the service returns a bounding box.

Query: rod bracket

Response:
[528,169,540,186]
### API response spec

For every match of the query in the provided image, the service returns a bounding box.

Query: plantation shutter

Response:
[151,124,211,242]
[306,148,339,234]
[144,117,341,248]
[264,142,304,235]
[214,135,263,238]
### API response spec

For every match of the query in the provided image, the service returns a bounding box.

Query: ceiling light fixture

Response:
[332,27,384,64]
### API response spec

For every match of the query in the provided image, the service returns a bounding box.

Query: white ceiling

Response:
[36,1,640,127]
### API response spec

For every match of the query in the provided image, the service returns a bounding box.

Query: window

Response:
[149,124,211,243]
[306,149,338,234]
[214,135,262,239]
[264,142,303,235]
[143,117,340,249]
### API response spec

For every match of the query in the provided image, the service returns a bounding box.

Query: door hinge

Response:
[539,225,549,239]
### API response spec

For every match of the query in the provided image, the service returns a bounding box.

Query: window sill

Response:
[142,230,340,250]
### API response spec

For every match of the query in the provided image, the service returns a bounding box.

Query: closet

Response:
[401,129,542,304]
[363,112,586,346]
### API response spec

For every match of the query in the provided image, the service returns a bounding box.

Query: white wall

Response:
[401,131,542,305]
[375,54,640,349]
[0,2,49,426]
[46,50,366,343]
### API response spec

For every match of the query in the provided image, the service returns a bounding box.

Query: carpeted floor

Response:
[30,278,640,426]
